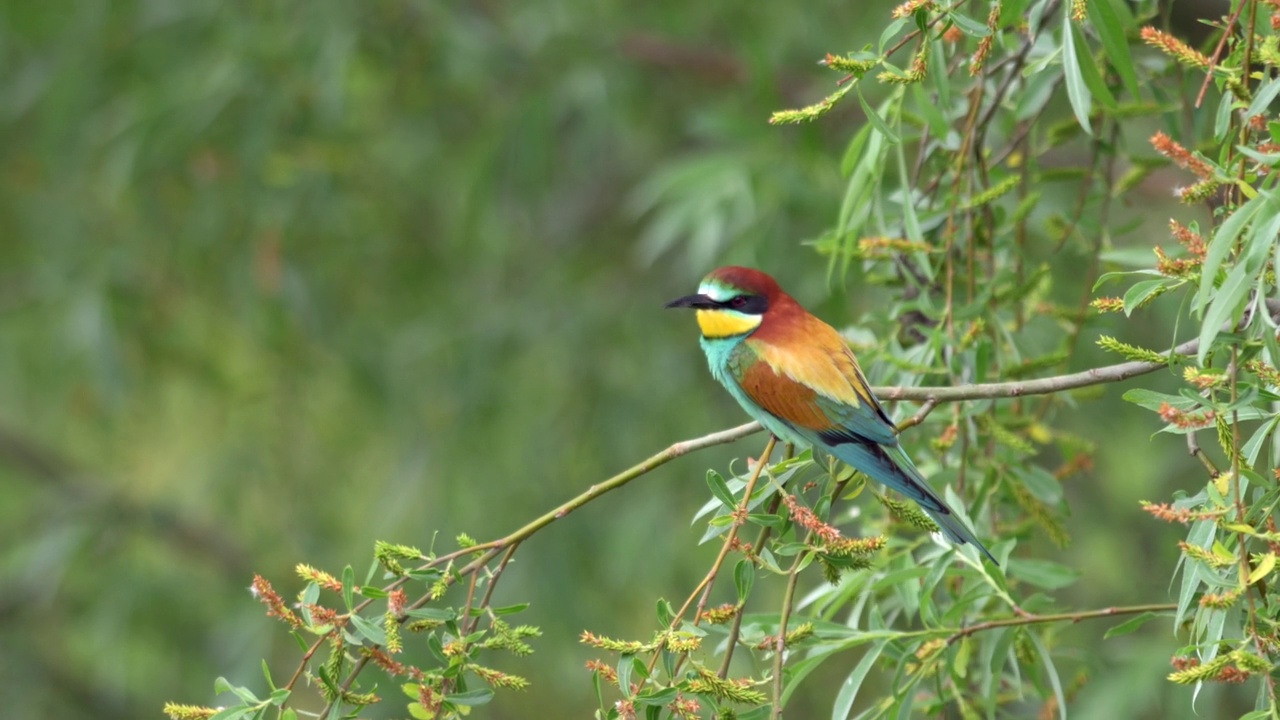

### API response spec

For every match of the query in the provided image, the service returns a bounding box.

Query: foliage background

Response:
[0,0,1246,718]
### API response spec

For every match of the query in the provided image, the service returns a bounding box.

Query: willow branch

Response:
[307,322,1223,713]
[945,603,1176,644]
[874,335,1199,403]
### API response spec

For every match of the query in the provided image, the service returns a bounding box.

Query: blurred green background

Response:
[0,1,1236,718]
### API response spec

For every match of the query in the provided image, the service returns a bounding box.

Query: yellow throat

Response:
[696,309,762,339]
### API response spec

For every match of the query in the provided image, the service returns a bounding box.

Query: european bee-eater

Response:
[667,266,995,563]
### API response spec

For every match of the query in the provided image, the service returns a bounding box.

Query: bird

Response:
[666,265,995,564]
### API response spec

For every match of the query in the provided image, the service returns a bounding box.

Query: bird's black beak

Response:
[665,293,718,310]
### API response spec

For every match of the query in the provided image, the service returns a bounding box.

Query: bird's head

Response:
[665,266,781,339]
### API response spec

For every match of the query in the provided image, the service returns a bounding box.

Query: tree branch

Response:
[945,603,1176,644]
[301,321,1226,715]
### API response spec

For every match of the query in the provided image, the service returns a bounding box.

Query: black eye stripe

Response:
[718,294,768,315]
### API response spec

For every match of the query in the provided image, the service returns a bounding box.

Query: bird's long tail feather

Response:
[833,441,997,564]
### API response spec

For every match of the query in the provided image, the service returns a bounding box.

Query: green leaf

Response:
[1121,388,1197,412]
[1103,611,1162,639]
[830,639,889,719]
[1176,520,1216,627]
[1029,632,1067,720]
[656,598,673,626]
[1008,558,1080,590]
[856,87,900,145]
[1198,195,1264,311]
[1060,5,1093,135]
[1197,259,1254,363]
[1248,552,1276,585]
[746,512,784,529]
[343,565,355,611]
[779,629,910,705]
[1087,0,1140,99]
[209,708,250,720]
[948,12,991,37]
[735,559,755,602]
[1242,414,1280,466]
[1237,144,1280,166]
[878,17,911,53]
[705,469,737,508]
[631,655,650,681]
[1069,23,1117,109]
[446,688,495,706]
[928,38,951,107]
[911,83,950,139]
[1247,75,1280,119]
[616,654,632,695]
[1214,82,1234,142]
[349,613,387,645]
[406,607,456,621]
[214,677,260,705]
[492,602,530,615]
[1122,279,1170,316]
[635,687,679,706]
[895,141,925,259]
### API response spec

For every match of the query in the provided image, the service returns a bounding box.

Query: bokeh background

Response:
[0,1,1236,718]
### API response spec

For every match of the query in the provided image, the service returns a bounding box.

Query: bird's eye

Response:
[730,296,748,309]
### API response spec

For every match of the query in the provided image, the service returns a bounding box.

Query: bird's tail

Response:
[843,442,997,565]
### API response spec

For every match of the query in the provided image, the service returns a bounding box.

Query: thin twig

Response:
[771,554,804,720]
[1186,431,1221,477]
[646,436,779,682]
[895,398,940,433]
[1195,2,1246,108]
[717,492,785,679]
[946,603,1177,644]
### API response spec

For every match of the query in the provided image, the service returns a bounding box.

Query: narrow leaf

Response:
[1029,632,1066,720]
[1103,611,1162,639]
[1197,260,1254,363]
[1247,75,1280,119]
[735,559,755,602]
[705,470,737,509]
[831,639,889,719]
[1122,279,1170,316]
[1069,23,1117,109]
[1249,552,1276,585]
[1198,195,1263,311]
[1087,0,1140,99]
[1060,4,1093,134]
[856,87,900,145]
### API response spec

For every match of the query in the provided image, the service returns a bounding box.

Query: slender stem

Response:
[468,544,519,632]
[675,436,778,625]
[895,398,939,433]
[647,436,779,682]
[1195,1,1246,108]
[640,430,778,691]
[770,554,804,720]
[280,634,329,699]
[1186,431,1220,477]
[717,492,785,679]
[945,603,1177,644]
